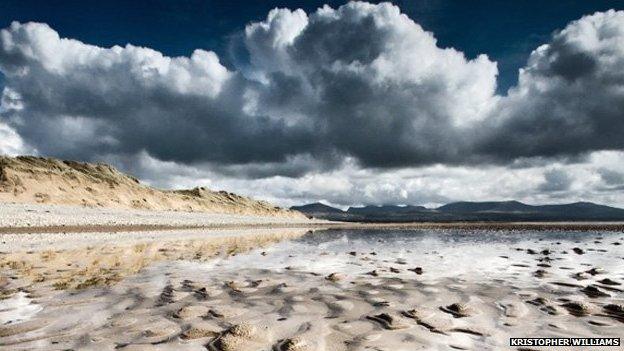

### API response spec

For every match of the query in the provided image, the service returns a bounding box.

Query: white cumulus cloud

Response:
[0,3,623,207]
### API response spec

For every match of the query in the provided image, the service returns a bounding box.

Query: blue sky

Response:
[1,0,622,93]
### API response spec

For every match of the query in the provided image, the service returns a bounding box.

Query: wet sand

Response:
[1,228,623,350]
[2,221,624,235]
[3,199,624,234]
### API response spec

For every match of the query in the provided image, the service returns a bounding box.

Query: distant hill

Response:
[347,205,428,214]
[0,156,304,218]
[437,201,624,221]
[345,205,433,221]
[437,200,533,213]
[291,203,344,215]
[291,200,624,222]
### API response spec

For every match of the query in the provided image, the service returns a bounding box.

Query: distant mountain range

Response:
[291,201,624,222]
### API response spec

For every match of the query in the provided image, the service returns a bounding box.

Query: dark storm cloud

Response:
[538,169,572,192]
[598,168,624,186]
[1,3,624,177]
[0,24,315,166]
[243,2,497,167]
[477,10,624,162]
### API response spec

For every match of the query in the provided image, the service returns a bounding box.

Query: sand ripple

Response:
[1,229,623,350]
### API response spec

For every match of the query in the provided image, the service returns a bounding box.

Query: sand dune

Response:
[0,156,303,218]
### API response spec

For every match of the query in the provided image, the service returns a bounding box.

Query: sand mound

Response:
[0,156,303,218]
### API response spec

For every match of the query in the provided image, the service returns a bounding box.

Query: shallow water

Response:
[212,228,624,285]
[2,228,624,350]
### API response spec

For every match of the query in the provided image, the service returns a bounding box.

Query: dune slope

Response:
[0,156,303,218]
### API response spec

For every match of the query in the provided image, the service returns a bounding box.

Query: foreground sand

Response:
[1,227,623,350]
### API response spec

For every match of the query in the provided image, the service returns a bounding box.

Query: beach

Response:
[1,2,624,349]
[1,210,623,350]
[2,2,624,349]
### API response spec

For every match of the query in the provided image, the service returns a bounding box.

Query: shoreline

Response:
[2,221,624,234]
[3,202,624,235]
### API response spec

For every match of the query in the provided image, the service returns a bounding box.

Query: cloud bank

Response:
[478,10,624,161]
[0,2,623,206]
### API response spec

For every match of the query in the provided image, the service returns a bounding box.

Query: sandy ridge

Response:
[0,156,303,218]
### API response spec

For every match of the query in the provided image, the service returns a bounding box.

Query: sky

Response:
[0,0,624,208]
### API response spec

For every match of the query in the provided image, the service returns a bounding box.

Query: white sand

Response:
[0,202,319,228]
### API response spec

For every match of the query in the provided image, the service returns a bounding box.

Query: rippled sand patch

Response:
[1,229,623,350]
